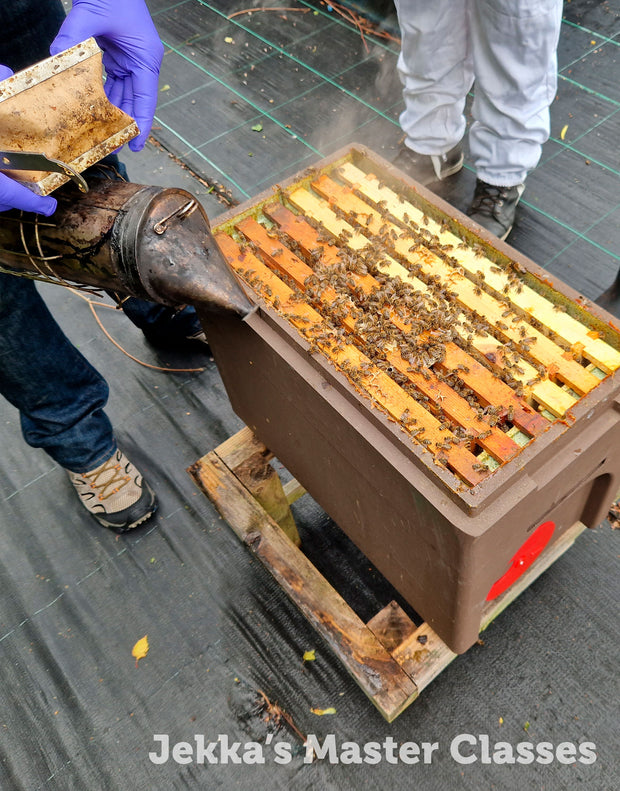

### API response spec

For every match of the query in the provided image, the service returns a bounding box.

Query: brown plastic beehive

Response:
[200,146,620,653]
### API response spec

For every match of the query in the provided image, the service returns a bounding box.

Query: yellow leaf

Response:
[224,36,234,44]
[560,124,568,140]
[160,84,170,92]
[311,707,336,716]
[303,649,316,661]
[499,716,504,725]
[132,635,149,667]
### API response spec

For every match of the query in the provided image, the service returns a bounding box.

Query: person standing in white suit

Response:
[392,0,563,240]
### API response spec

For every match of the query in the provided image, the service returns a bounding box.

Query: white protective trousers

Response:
[394,0,563,186]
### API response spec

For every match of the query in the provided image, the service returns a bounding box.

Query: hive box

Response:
[200,146,620,653]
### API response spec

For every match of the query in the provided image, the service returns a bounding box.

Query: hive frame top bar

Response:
[213,144,620,511]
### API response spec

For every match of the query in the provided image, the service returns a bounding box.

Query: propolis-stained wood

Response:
[198,145,620,653]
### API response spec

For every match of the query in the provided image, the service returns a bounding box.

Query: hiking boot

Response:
[67,449,158,532]
[393,143,464,186]
[467,179,525,240]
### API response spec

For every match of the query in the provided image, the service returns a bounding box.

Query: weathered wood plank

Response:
[189,450,419,722]
[282,477,307,504]
[215,425,273,469]
[391,621,457,692]
[215,425,300,544]
[367,601,417,653]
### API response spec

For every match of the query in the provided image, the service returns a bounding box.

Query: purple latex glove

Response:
[50,0,164,151]
[0,65,57,215]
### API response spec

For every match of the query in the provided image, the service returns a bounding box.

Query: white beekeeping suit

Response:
[394,0,563,187]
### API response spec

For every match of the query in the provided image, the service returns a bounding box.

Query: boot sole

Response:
[93,486,159,533]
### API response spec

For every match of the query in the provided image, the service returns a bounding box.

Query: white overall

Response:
[394,0,563,186]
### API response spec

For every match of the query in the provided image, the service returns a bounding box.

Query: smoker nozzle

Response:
[113,185,254,318]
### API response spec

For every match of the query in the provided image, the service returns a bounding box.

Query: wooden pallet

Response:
[214,158,620,490]
[189,426,587,722]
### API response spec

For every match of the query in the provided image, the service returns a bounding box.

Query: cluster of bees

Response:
[235,182,558,462]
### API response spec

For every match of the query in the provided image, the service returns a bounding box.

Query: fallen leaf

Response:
[303,649,316,661]
[251,123,263,132]
[499,716,504,725]
[560,124,568,140]
[160,84,171,93]
[132,635,149,667]
[311,707,336,716]
[224,36,234,44]
[524,721,530,732]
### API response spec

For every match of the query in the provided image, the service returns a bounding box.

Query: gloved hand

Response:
[0,66,57,215]
[50,0,164,151]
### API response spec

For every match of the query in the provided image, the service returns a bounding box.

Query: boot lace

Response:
[472,183,509,215]
[83,455,131,501]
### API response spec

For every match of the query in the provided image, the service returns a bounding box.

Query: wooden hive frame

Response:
[212,149,620,492]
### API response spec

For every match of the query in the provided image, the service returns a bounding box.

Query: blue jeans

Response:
[0,0,203,471]
[0,275,116,472]
[0,1,66,72]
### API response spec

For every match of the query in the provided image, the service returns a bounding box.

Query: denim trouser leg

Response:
[0,275,116,472]
[0,0,65,72]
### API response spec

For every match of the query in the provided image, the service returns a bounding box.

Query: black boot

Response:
[467,179,525,240]
[595,268,620,319]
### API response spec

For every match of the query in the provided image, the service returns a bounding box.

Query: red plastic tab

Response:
[486,520,555,600]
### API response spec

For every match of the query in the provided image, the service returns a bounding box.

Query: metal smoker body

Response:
[0,178,253,318]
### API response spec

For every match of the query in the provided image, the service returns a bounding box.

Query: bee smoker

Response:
[0,177,254,318]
